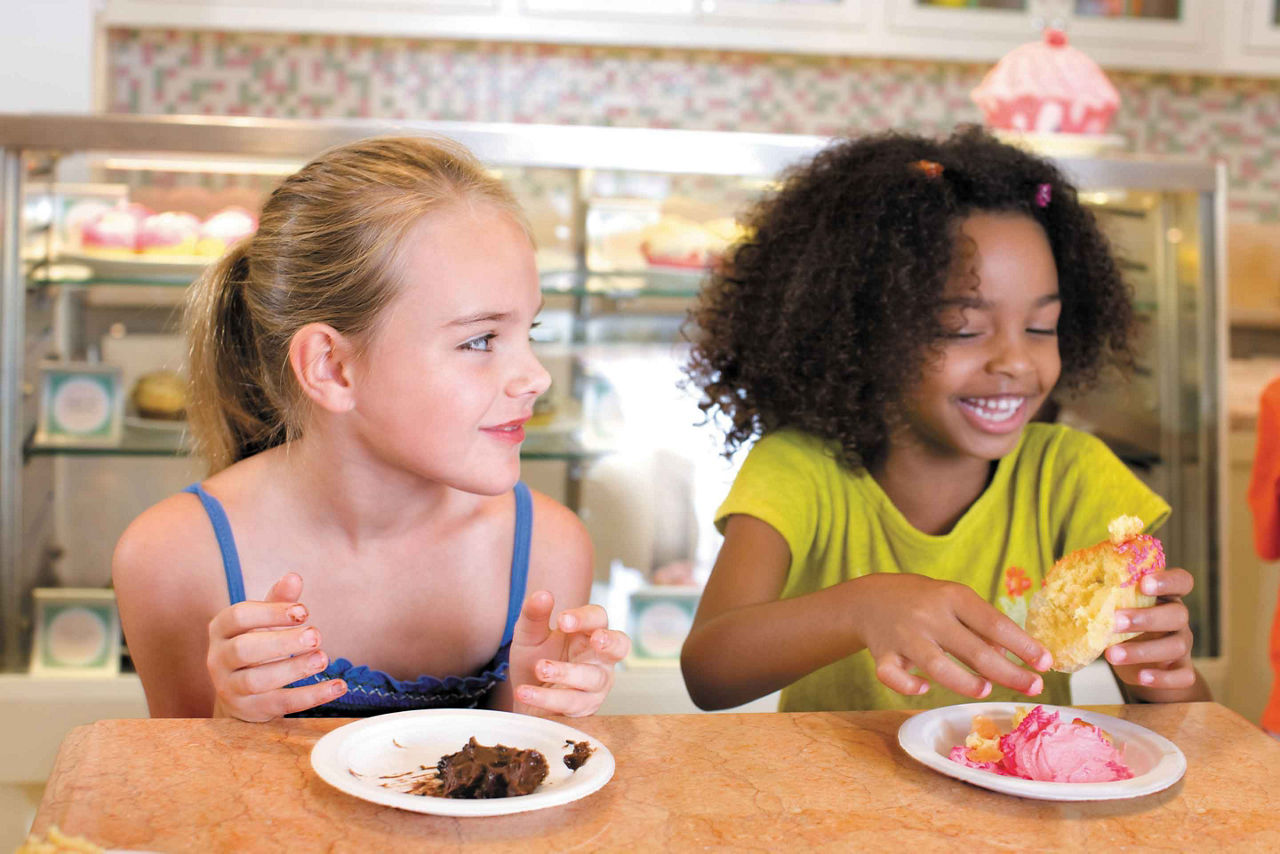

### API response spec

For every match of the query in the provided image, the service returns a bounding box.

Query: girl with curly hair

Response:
[680,127,1208,712]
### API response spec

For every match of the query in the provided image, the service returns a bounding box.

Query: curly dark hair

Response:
[685,125,1135,471]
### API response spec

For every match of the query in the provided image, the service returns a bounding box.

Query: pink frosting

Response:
[949,706,1133,784]
[1115,534,1166,588]
[200,206,258,242]
[138,211,201,249]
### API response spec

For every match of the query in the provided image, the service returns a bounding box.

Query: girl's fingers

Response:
[585,628,630,662]
[1125,664,1198,691]
[961,604,1052,671]
[874,653,930,697]
[916,649,993,699]
[1106,630,1192,668]
[947,633,1044,697]
[217,624,321,669]
[226,648,331,696]
[536,659,611,694]
[511,591,555,648]
[209,600,308,641]
[220,679,347,723]
[1140,567,1193,598]
[1114,599,1190,635]
[265,572,303,604]
[556,603,609,635]
[516,683,599,718]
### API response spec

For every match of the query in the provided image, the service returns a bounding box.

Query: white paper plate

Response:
[310,708,615,817]
[897,702,1185,801]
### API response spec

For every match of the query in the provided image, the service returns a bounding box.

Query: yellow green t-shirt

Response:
[714,423,1171,713]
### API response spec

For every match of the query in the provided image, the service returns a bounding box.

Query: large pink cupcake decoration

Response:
[971,29,1119,135]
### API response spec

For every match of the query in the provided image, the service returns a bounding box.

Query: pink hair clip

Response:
[1035,183,1052,207]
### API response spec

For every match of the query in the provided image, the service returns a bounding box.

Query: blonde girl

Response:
[114,136,629,720]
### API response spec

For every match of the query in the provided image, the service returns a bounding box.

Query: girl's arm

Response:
[682,514,1050,710]
[114,497,344,720]
[681,514,861,710]
[490,491,629,716]
[112,497,223,717]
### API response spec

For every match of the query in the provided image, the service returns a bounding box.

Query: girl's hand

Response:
[1105,567,1199,694]
[509,590,630,717]
[206,572,347,721]
[849,573,1052,699]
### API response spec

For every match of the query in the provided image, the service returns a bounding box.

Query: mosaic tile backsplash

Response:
[107,28,1280,221]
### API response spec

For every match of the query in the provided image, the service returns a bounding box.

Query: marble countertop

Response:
[31,703,1280,852]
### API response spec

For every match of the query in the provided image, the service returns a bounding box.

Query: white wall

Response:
[0,0,97,113]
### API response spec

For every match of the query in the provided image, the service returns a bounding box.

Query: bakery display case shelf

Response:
[26,267,708,299]
[540,268,706,300]
[23,423,615,462]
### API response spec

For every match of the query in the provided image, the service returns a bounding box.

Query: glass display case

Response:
[0,115,1226,682]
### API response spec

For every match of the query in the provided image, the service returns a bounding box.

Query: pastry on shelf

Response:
[131,370,187,421]
[638,214,750,270]
[138,211,201,256]
[639,215,718,269]
[197,206,258,257]
[80,203,151,256]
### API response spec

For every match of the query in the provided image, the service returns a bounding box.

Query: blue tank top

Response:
[182,481,533,717]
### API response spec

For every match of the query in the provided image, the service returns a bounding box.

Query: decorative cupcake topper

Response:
[970,24,1119,136]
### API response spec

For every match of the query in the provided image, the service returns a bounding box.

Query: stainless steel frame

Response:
[0,113,1229,668]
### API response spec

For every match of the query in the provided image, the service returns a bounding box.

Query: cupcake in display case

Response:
[80,203,152,256]
[196,206,258,257]
[138,211,202,256]
[971,28,1120,137]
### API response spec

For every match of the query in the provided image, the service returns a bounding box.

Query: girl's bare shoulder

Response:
[526,488,593,599]
[112,489,225,604]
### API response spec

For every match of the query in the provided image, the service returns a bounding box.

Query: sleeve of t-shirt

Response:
[1049,427,1172,556]
[1247,378,1280,561]
[714,432,819,571]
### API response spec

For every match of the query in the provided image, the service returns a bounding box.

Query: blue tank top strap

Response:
[500,481,533,647]
[182,483,246,605]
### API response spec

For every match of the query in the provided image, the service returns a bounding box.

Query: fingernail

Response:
[538,661,556,680]
[1111,647,1127,663]
[310,652,327,669]
[1141,578,1159,595]
[1028,676,1043,696]
[1037,652,1053,671]
[332,680,347,697]
[561,614,578,631]
[1114,614,1130,631]
[302,629,319,648]
[287,605,307,623]
[916,683,930,695]
[1140,670,1155,685]
[978,681,992,698]
[518,686,535,702]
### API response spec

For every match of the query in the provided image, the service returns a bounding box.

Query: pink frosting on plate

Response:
[949,706,1133,784]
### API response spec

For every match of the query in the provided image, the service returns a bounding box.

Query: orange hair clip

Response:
[910,159,944,178]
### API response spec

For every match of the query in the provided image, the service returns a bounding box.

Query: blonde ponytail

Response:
[183,135,526,474]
